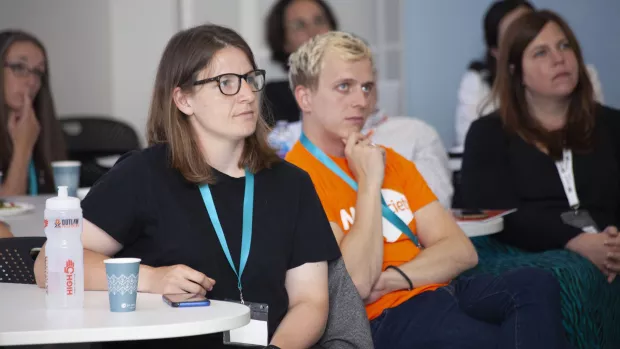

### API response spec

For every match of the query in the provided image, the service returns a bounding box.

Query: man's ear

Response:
[172,87,193,116]
[294,85,312,113]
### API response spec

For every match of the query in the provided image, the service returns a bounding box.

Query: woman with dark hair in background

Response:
[453,0,603,150]
[0,30,67,196]
[461,9,620,277]
[264,0,337,124]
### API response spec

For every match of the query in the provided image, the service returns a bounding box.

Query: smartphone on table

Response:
[453,209,488,219]
[163,293,211,307]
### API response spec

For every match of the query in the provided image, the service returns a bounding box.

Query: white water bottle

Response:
[44,186,84,309]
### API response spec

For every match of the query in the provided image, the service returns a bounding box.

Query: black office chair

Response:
[0,237,46,284]
[449,150,464,208]
[60,117,141,187]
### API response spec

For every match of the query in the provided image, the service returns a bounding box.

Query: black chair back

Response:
[0,237,46,284]
[60,117,141,187]
[61,117,140,155]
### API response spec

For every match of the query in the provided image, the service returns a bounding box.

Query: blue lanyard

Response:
[199,170,254,304]
[300,133,421,248]
[28,160,38,196]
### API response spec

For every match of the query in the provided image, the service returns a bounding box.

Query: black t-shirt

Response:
[82,143,341,348]
[461,105,620,251]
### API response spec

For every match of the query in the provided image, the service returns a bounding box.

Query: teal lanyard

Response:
[28,160,38,196]
[300,133,421,248]
[199,170,254,304]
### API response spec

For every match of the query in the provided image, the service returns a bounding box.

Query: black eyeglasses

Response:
[3,62,45,80]
[193,69,266,96]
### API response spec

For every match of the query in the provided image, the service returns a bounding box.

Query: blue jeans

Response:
[370,267,570,349]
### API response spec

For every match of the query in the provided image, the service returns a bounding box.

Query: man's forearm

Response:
[339,182,384,298]
[270,302,327,349]
[387,235,477,291]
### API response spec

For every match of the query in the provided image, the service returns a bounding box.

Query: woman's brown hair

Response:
[491,10,595,160]
[147,24,279,184]
[0,30,67,193]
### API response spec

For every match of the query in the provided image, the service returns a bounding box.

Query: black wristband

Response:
[385,265,413,291]
[264,345,281,349]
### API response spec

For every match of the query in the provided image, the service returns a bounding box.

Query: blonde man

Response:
[285,31,571,349]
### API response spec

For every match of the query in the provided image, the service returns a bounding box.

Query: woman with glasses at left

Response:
[34,24,340,349]
[0,30,67,197]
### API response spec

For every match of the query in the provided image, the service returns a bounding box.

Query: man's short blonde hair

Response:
[288,31,374,90]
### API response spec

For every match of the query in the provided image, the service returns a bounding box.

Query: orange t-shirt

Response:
[286,141,446,320]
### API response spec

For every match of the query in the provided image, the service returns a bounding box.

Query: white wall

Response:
[109,0,179,146]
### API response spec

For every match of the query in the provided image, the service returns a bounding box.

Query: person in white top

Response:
[454,0,604,151]
[366,112,454,209]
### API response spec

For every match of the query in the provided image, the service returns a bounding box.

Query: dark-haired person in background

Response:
[0,30,67,196]
[461,10,620,280]
[454,0,603,150]
[264,0,337,124]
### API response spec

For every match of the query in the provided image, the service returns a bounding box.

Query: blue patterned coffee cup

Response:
[104,258,141,312]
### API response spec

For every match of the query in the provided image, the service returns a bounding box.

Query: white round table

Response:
[1,195,49,237]
[458,219,504,238]
[0,284,250,346]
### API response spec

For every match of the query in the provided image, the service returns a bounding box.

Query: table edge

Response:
[459,219,504,238]
[0,305,250,346]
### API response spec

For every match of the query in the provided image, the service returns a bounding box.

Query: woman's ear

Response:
[173,87,193,116]
[490,48,499,60]
[294,85,312,113]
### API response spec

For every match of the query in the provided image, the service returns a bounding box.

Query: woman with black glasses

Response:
[0,30,67,196]
[34,24,341,349]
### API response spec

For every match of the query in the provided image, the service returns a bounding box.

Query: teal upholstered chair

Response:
[461,236,620,349]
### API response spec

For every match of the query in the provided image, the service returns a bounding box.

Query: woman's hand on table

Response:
[141,264,216,296]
